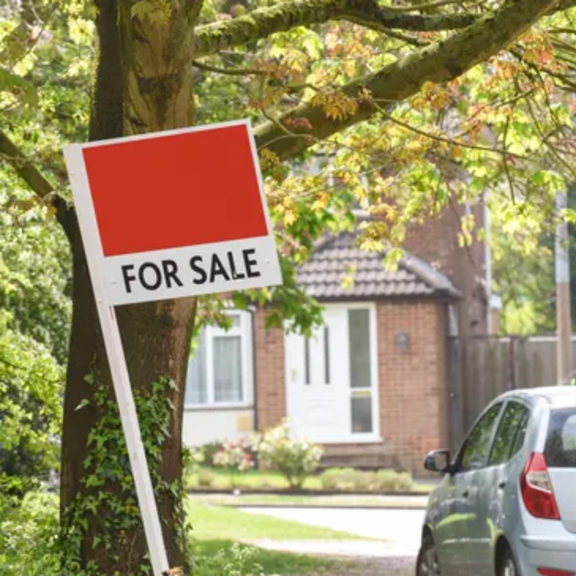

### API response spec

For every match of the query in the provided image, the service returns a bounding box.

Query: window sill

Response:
[315,436,383,445]
[184,403,254,412]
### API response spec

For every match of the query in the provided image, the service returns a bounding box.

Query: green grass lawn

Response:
[187,502,367,541]
[187,502,361,574]
[194,539,333,575]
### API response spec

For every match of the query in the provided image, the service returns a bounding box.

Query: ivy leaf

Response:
[75,398,90,411]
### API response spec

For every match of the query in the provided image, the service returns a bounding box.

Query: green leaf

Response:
[0,68,38,108]
[75,398,90,411]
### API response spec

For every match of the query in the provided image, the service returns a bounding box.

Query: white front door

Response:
[285,304,379,443]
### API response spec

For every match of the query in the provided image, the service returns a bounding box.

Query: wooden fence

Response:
[446,335,576,452]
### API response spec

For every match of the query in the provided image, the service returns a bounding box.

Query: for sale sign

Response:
[64,120,282,305]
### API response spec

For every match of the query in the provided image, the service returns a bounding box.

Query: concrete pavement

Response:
[242,506,426,559]
[304,557,415,576]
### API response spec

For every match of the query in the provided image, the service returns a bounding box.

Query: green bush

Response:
[213,440,255,472]
[201,441,226,467]
[320,468,413,492]
[375,469,413,491]
[0,322,63,495]
[198,469,217,487]
[353,471,379,492]
[195,542,264,576]
[254,420,323,489]
[0,490,61,576]
[320,468,357,490]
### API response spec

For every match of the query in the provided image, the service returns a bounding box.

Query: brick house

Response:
[182,207,497,472]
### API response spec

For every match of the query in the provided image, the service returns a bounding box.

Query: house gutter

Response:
[401,254,462,300]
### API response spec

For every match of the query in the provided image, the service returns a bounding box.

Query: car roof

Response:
[498,386,576,408]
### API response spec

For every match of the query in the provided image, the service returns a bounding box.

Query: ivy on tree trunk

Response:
[60,1,202,573]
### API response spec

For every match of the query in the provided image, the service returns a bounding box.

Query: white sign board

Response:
[65,119,282,305]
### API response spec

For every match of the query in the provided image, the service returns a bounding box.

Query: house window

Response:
[185,311,251,407]
[187,330,208,404]
[349,309,371,388]
[348,309,374,434]
[213,335,243,402]
[304,337,311,385]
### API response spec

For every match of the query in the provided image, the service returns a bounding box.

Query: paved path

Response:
[254,539,416,558]
[242,506,426,557]
[306,557,414,576]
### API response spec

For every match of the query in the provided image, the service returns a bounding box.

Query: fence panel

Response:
[447,335,575,452]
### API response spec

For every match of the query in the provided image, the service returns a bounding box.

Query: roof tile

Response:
[296,231,461,300]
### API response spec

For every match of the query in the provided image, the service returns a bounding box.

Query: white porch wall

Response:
[182,408,255,446]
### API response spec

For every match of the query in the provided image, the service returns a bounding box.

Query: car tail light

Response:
[520,452,561,520]
[537,569,574,576]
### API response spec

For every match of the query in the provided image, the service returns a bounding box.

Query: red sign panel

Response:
[82,123,268,257]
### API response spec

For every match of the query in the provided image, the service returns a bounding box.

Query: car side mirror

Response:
[424,449,452,474]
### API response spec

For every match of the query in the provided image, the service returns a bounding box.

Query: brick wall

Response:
[254,308,286,430]
[402,202,488,336]
[402,208,459,279]
[322,301,449,473]
[254,301,449,474]
[377,300,448,471]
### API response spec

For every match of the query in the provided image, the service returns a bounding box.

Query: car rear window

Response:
[545,408,576,468]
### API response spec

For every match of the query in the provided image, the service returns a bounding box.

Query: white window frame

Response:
[184,309,253,410]
[339,302,381,443]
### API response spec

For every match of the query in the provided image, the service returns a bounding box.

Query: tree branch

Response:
[381,28,430,47]
[192,60,267,75]
[194,0,476,57]
[254,0,560,161]
[0,128,72,237]
[376,105,527,158]
[0,129,55,198]
[383,0,474,12]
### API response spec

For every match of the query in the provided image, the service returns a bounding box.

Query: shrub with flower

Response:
[183,446,205,477]
[212,439,254,473]
[253,420,323,489]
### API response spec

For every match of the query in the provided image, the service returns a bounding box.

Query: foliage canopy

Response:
[4,0,576,572]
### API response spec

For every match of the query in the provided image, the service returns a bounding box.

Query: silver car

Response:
[416,386,576,576]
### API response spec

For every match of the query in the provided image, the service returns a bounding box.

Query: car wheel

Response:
[416,535,441,576]
[498,548,519,576]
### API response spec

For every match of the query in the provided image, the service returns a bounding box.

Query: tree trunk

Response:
[60,1,201,573]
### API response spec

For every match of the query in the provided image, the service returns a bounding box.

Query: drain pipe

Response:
[483,192,493,335]
[247,306,260,471]
[247,306,258,434]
